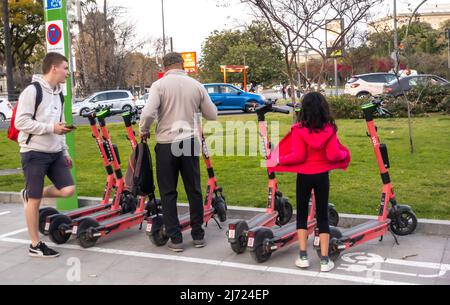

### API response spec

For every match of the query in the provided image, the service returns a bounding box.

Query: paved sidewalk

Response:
[0,203,449,285]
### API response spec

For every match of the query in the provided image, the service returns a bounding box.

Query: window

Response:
[91,93,107,103]
[409,77,427,87]
[347,77,359,84]
[385,75,397,83]
[220,85,239,94]
[206,86,219,94]
[107,92,129,100]
[362,74,388,83]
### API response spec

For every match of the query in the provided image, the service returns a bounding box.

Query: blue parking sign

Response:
[46,0,62,10]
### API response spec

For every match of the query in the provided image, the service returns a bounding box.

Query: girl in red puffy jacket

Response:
[269,92,351,272]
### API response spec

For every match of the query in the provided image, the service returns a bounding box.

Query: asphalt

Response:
[0,203,448,285]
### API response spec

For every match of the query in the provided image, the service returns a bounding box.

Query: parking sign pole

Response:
[44,0,78,211]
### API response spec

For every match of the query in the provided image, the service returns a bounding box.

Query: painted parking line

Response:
[0,211,11,216]
[0,236,416,285]
[0,228,28,240]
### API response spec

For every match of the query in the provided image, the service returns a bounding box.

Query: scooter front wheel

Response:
[276,198,293,226]
[389,206,418,236]
[213,196,227,223]
[149,228,169,247]
[328,205,340,227]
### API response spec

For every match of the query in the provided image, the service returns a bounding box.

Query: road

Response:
[0,203,448,285]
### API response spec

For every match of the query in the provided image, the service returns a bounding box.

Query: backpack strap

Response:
[26,82,43,145]
[59,92,65,122]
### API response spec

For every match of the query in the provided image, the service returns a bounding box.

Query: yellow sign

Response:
[181,52,198,74]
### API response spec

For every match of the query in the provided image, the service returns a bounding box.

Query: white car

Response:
[344,73,397,98]
[0,98,13,121]
[72,90,136,116]
[135,93,148,109]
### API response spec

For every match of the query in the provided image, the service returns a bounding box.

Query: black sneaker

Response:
[29,242,60,258]
[193,239,206,248]
[167,241,184,253]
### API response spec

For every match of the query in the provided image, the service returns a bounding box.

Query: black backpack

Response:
[125,142,155,196]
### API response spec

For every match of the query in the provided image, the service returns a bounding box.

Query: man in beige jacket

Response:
[140,53,218,252]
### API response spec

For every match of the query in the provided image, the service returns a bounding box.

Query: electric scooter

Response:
[73,107,159,248]
[38,106,125,244]
[226,101,295,255]
[146,127,228,246]
[316,98,418,261]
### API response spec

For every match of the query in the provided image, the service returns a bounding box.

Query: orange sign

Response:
[181,52,198,74]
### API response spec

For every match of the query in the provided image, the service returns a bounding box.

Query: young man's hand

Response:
[65,156,73,168]
[54,123,72,135]
[140,131,150,141]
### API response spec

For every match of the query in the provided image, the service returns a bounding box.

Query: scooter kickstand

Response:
[212,216,223,230]
[389,228,400,246]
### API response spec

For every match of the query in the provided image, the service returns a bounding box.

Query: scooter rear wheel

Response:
[390,206,418,236]
[77,218,100,249]
[230,236,247,254]
[250,229,274,263]
[316,227,342,262]
[39,207,59,235]
[48,215,72,245]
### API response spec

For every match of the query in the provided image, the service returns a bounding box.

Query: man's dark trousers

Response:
[155,137,204,244]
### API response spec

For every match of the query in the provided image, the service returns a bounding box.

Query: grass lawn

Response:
[1,113,449,220]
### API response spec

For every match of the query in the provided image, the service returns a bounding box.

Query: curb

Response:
[1,191,449,236]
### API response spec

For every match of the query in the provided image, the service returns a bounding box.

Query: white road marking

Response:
[0,211,11,216]
[0,228,28,239]
[0,237,417,285]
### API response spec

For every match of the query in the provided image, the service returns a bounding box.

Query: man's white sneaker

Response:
[320,260,335,272]
[295,256,310,269]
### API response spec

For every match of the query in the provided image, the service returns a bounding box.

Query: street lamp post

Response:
[161,0,166,56]
[2,0,14,100]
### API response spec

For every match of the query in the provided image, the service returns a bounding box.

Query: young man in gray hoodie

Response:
[15,52,75,258]
[139,52,218,252]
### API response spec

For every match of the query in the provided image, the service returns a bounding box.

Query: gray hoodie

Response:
[15,75,69,156]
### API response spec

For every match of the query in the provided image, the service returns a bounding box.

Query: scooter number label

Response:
[72,226,78,235]
[146,223,152,233]
[248,237,255,248]
[229,229,235,239]
[45,222,50,231]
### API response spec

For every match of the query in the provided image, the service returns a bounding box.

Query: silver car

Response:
[72,90,136,116]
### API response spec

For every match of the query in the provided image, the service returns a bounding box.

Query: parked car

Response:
[72,90,135,116]
[204,83,267,112]
[135,93,148,109]
[0,98,13,122]
[344,73,397,98]
[383,74,450,97]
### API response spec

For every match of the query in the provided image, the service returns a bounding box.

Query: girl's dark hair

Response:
[297,92,337,133]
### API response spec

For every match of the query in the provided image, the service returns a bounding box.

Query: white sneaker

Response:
[320,260,335,272]
[20,189,28,209]
[295,256,310,269]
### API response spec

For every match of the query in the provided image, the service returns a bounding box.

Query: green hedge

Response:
[326,88,450,119]
[327,95,366,119]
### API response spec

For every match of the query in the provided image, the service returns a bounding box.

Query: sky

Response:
[107,0,450,57]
